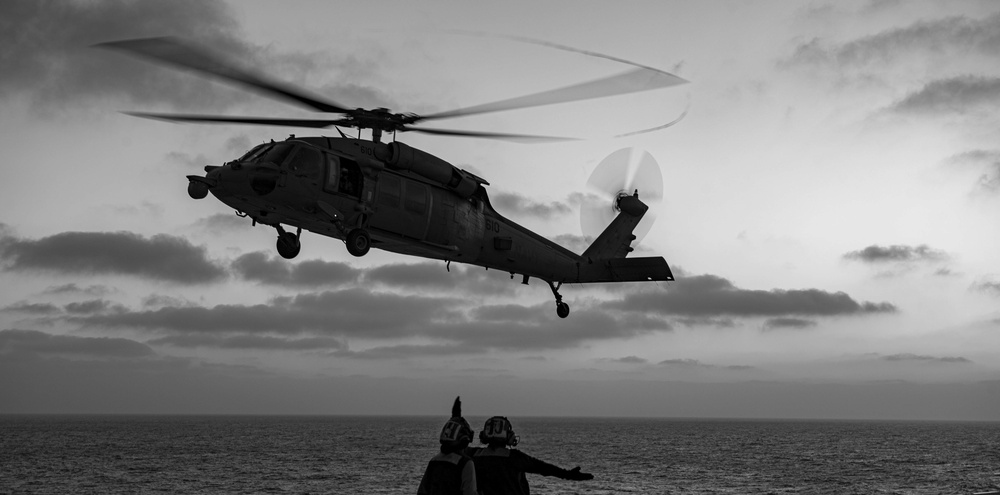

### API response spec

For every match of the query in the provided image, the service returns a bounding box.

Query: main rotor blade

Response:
[404,126,577,143]
[96,37,352,114]
[124,112,351,128]
[419,66,687,122]
[615,107,688,138]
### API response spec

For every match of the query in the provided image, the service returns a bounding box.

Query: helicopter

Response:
[98,37,686,318]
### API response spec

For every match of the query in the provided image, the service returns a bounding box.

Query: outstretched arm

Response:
[513,451,594,481]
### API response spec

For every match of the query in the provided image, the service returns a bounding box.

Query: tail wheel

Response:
[346,229,371,257]
[556,302,570,319]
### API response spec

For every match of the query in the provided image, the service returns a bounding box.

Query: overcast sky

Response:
[2,0,999,420]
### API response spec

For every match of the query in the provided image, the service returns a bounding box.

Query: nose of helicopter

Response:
[187,163,234,200]
[186,165,221,200]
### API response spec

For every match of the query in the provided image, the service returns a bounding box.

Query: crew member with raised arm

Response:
[417,397,477,495]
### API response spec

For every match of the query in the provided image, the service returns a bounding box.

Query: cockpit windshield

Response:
[238,144,268,162]
[237,143,294,167]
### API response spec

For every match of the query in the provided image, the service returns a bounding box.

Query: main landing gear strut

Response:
[273,225,371,258]
[548,281,570,319]
[275,225,301,259]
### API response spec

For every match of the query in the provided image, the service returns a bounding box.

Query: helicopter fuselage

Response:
[189,135,672,317]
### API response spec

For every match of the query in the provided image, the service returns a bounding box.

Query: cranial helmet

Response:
[440,416,474,444]
[479,416,519,447]
[439,396,473,445]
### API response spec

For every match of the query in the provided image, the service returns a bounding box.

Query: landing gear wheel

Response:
[346,229,371,257]
[276,231,301,259]
[556,302,570,319]
[548,281,570,318]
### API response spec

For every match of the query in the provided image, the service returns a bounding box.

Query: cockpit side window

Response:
[258,143,294,167]
[288,146,321,175]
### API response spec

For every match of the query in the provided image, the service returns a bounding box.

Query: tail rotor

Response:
[581,147,664,244]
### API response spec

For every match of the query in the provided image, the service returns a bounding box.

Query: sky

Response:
[2,0,1000,421]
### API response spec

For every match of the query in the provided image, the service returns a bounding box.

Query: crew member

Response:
[417,397,477,495]
[468,416,593,495]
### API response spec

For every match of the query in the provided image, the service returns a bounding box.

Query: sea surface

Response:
[1,415,998,494]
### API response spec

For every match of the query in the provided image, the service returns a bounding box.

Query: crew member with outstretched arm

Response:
[467,416,593,495]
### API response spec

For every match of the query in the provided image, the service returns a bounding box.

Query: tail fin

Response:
[578,192,674,283]
[582,192,647,260]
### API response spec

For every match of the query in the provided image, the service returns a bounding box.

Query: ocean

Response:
[1,415,998,494]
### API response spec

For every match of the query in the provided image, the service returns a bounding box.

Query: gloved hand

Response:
[566,466,594,481]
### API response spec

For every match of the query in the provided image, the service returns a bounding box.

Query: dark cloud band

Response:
[0,230,226,283]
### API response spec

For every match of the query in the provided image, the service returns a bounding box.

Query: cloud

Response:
[73,288,460,336]
[364,262,456,289]
[364,261,520,296]
[142,294,198,309]
[947,150,1000,195]
[970,279,1000,297]
[0,0,393,115]
[887,76,1000,115]
[784,13,1000,69]
[428,309,657,351]
[606,355,648,364]
[762,317,817,331]
[673,317,737,328]
[0,329,154,359]
[0,230,227,283]
[165,151,217,168]
[231,256,522,296]
[337,343,476,359]
[191,213,254,233]
[40,283,116,297]
[843,244,948,264]
[550,234,593,254]
[65,286,672,353]
[63,299,123,315]
[880,353,973,364]
[659,358,707,367]
[0,0,246,111]
[148,334,347,351]
[232,251,361,287]
[2,302,61,315]
[490,191,575,219]
[656,358,757,374]
[604,274,897,317]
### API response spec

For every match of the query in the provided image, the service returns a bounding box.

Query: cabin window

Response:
[338,158,363,197]
[324,155,340,193]
[287,146,321,174]
[378,174,401,207]
[404,182,427,213]
[323,155,363,198]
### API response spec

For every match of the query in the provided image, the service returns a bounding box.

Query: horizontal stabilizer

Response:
[579,256,674,283]
[607,257,674,281]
